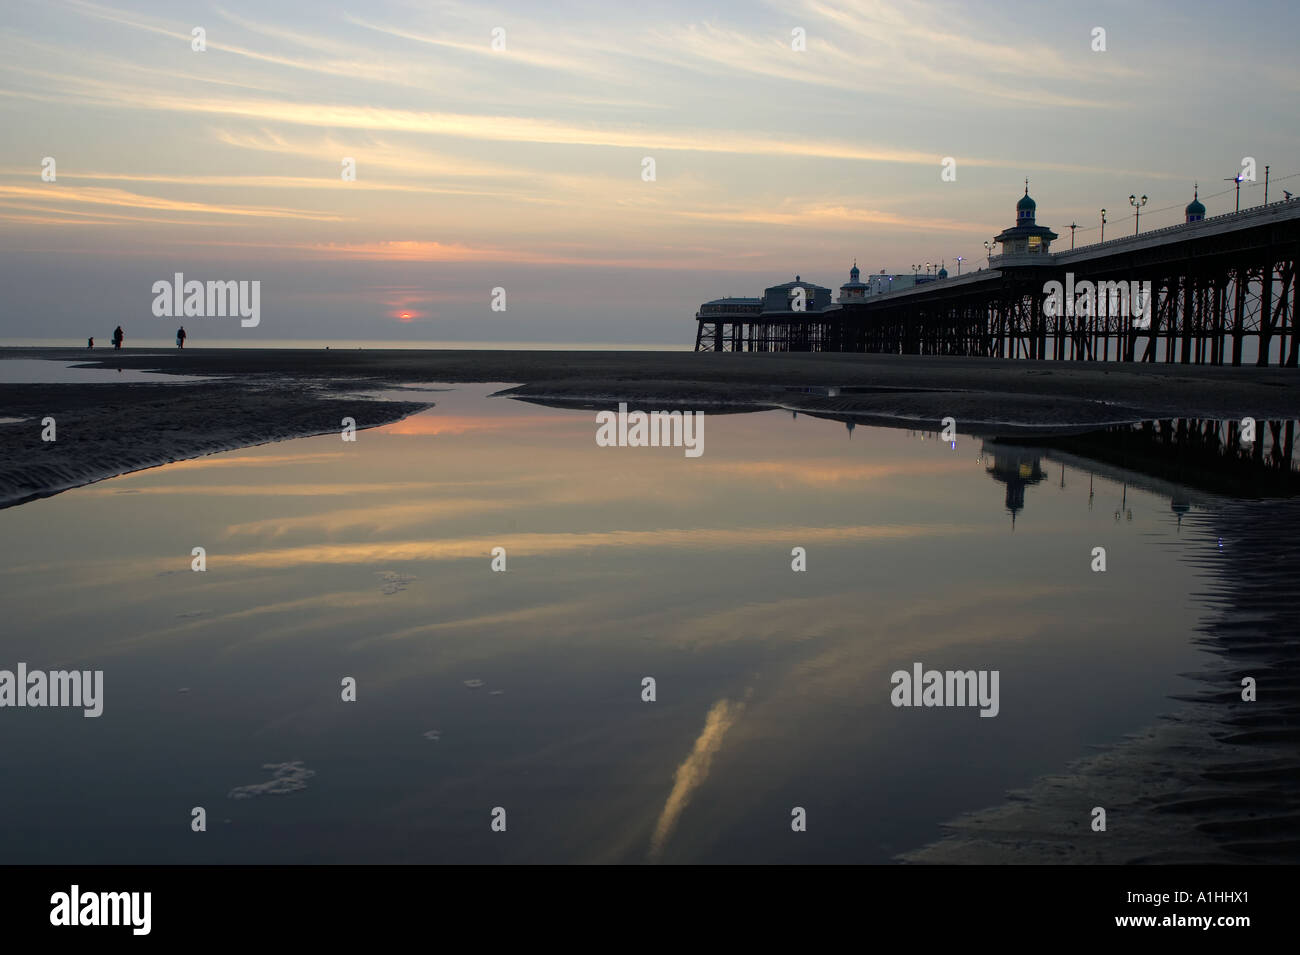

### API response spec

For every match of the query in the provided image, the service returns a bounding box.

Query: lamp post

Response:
[1129,194,1147,234]
[1069,222,1077,249]
[983,240,993,265]
[925,261,932,277]
[1224,175,1242,212]
[955,255,964,275]
[1100,208,1107,243]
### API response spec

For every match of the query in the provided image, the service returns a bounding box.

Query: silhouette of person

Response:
[87,336,94,349]
[112,326,124,350]
[176,326,187,349]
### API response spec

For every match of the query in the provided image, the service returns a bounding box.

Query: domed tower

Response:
[993,179,1058,258]
[937,260,948,279]
[838,260,868,303]
[1185,184,1206,223]
[1016,188,1036,225]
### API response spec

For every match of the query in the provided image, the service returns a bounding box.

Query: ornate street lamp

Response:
[1129,193,1147,234]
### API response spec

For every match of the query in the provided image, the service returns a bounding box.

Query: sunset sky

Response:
[2,0,1297,345]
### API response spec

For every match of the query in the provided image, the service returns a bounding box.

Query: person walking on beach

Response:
[112,326,124,350]
[87,336,94,349]
[176,326,186,349]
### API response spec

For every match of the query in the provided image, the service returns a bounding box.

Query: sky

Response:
[1,0,1297,346]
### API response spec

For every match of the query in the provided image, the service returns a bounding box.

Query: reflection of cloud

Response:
[363,598,603,646]
[705,459,971,486]
[379,414,573,436]
[376,570,414,595]
[221,499,519,539]
[649,699,743,861]
[674,583,1071,675]
[138,522,981,572]
[227,761,315,799]
[89,481,458,497]
[163,452,344,471]
[97,591,395,655]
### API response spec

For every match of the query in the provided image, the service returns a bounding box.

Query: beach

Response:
[1,347,1297,868]
[4,346,1299,509]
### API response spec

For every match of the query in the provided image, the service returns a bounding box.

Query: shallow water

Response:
[0,384,1232,862]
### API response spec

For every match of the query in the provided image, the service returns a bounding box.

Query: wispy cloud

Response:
[0,184,345,222]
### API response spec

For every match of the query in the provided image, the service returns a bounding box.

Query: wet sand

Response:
[0,376,430,509]
[15,346,1300,422]
[2,346,1298,508]
[903,500,1300,865]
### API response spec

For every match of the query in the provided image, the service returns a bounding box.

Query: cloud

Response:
[0,184,345,223]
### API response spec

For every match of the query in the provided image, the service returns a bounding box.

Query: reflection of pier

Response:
[982,448,1046,527]
[1003,418,1300,500]
[973,417,1299,527]
[803,408,1300,527]
[979,418,1299,526]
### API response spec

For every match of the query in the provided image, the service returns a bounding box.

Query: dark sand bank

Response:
[2,346,1298,508]
[0,376,429,509]
[903,500,1300,865]
[10,346,1300,425]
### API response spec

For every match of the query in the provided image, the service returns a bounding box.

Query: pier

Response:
[694,191,1300,367]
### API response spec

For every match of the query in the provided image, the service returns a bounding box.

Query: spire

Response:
[1016,181,1036,221]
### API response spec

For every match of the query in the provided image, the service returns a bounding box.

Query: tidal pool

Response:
[0,383,1250,863]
